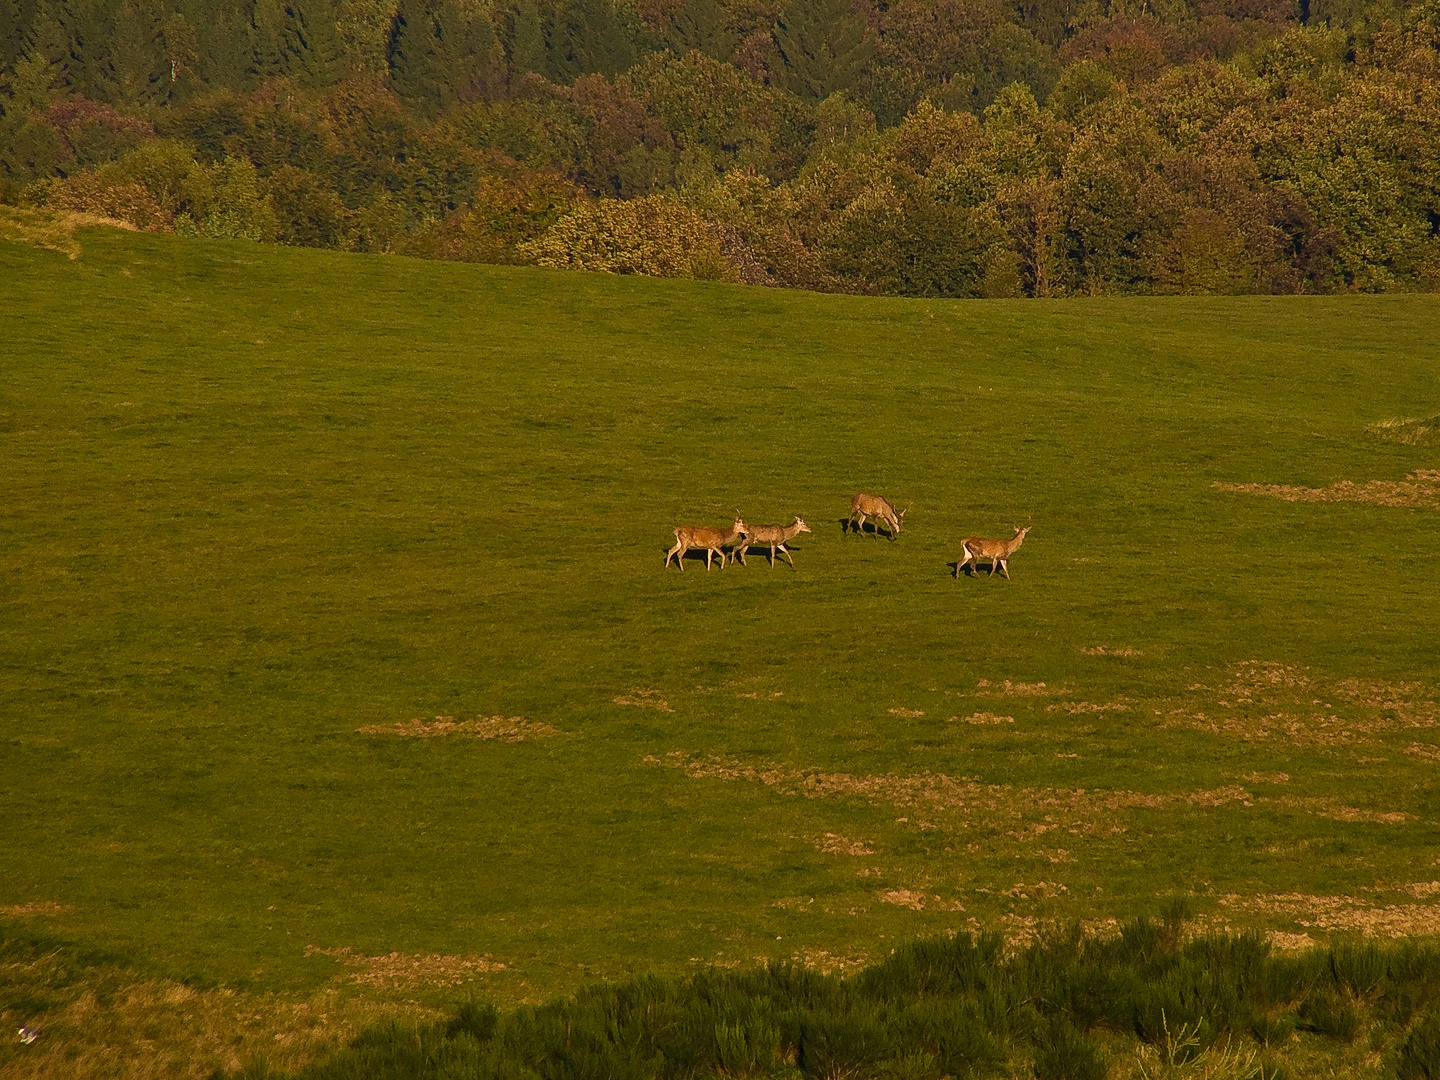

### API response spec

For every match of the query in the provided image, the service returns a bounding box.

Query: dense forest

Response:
[1,0,1437,294]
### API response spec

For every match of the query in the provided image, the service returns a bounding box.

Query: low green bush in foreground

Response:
[275,911,1440,1080]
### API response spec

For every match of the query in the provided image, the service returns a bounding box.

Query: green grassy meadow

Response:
[2,227,1439,1040]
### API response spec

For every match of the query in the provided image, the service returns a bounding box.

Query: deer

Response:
[733,517,811,568]
[665,517,748,571]
[847,493,908,540]
[957,526,1031,580]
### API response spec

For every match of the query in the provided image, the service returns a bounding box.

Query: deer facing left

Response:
[665,517,749,571]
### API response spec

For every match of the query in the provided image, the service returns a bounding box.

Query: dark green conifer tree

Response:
[2,0,41,74]
[111,0,170,103]
[389,0,502,110]
[251,0,344,87]
[773,0,873,102]
[661,0,736,61]
[545,0,645,82]
[506,0,545,76]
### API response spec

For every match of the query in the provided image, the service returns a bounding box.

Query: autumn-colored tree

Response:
[521,191,737,278]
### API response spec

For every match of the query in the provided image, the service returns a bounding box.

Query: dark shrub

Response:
[1033,1018,1108,1080]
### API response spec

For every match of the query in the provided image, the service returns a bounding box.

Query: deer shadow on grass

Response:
[732,543,808,570]
[950,560,1016,580]
[839,518,897,539]
[660,545,745,570]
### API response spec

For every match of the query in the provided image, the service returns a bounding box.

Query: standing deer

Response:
[733,517,811,568]
[957,526,1031,579]
[847,493,908,540]
[665,517,748,571]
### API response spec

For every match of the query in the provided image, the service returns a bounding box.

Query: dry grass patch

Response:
[0,949,427,1080]
[357,715,557,740]
[976,679,1058,697]
[0,206,137,260]
[815,833,874,856]
[611,689,674,712]
[1045,700,1131,714]
[785,948,871,975]
[879,889,929,910]
[1080,646,1143,656]
[1220,892,1440,937]
[0,902,70,918]
[303,946,506,990]
[650,751,1267,839]
[888,707,925,718]
[1368,415,1440,446]
[950,712,1015,724]
[1159,662,1438,748]
[1001,881,1069,900]
[1212,470,1440,509]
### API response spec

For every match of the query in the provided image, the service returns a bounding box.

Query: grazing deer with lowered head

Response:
[665,517,748,571]
[734,517,811,568]
[957,526,1031,580]
[848,493,908,540]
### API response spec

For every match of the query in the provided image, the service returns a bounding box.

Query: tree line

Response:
[1,0,1437,294]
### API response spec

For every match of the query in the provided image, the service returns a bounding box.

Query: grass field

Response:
[2,225,1439,1074]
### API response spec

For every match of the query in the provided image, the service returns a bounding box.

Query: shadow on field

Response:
[732,544,807,570]
[839,518,897,539]
[660,548,734,570]
[951,561,1012,580]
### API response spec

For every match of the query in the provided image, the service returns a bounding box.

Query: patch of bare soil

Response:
[1159,661,1439,748]
[888,707,925,718]
[647,751,1269,839]
[1080,647,1143,656]
[651,750,1402,847]
[611,688,673,712]
[1239,772,1291,785]
[878,889,965,912]
[358,715,556,740]
[1212,470,1440,509]
[303,946,506,990]
[879,889,927,910]
[951,712,1015,724]
[1220,892,1440,937]
[0,901,70,917]
[976,680,1058,697]
[815,833,874,856]
[787,948,872,975]
[1001,881,1069,900]
[1045,701,1131,714]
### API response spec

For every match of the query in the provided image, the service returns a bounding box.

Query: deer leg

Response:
[999,558,1011,580]
[855,513,867,535]
[779,544,794,568]
[736,544,747,566]
[676,545,688,570]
